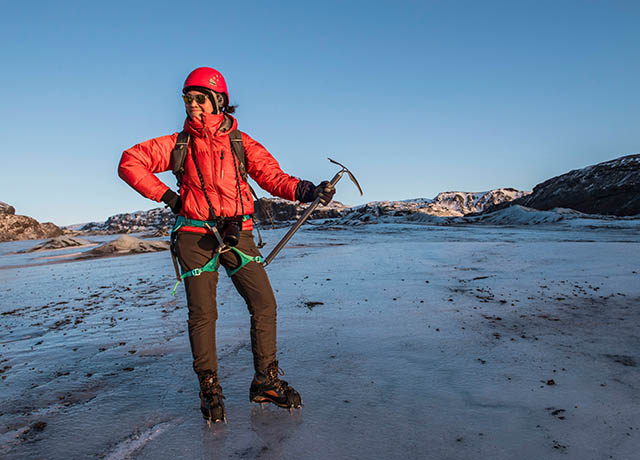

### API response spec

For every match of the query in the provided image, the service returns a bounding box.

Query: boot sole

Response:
[250,394,301,409]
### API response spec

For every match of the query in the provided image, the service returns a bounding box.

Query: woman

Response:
[118,67,334,423]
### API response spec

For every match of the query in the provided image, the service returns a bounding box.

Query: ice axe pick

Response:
[262,158,363,267]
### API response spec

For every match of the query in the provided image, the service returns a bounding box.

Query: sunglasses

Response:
[182,94,209,104]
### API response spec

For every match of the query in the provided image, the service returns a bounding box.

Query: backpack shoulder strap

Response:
[228,129,268,247]
[229,129,247,182]
[171,131,190,187]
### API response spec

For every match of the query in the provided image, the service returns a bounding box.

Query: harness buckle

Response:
[192,268,203,276]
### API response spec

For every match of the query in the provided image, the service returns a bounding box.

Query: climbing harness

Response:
[170,216,263,295]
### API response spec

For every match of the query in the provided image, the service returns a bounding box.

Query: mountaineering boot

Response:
[199,371,226,424]
[249,361,302,409]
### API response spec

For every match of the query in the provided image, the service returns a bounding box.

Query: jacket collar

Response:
[184,113,237,138]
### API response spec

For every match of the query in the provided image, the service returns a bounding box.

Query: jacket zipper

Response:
[220,150,225,181]
[216,144,224,215]
[204,126,224,216]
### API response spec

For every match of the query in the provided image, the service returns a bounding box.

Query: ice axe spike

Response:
[262,158,363,267]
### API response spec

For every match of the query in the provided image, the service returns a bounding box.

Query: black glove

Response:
[314,181,335,205]
[295,180,316,203]
[161,189,182,214]
[295,180,336,205]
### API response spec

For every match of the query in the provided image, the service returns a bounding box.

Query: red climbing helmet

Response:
[183,67,229,102]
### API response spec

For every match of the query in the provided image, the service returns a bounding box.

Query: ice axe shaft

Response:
[262,173,338,267]
[262,158,362,267]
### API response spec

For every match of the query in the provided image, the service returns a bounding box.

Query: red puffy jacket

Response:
[118,112,301,232]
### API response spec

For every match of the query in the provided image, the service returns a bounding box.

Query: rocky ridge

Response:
[75,199,350,235]
[486,154,640,216]
[365,189,528,217]
[71,190,524,236]
[252,198,348,224]
[323,188,527,225]
[0,202,62,242]
[78,207,175,235]
[1,201,16,215]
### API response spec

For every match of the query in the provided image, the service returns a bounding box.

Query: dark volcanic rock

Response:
[252,198,347,226]
[512,154,640,216]
[0,201,16,215]
[0,214,62,242]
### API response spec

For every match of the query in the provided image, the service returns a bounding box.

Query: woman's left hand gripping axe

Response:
[262,158,363,267]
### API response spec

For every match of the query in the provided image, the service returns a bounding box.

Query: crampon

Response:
[249,361,302,410]
[199,371,226,424]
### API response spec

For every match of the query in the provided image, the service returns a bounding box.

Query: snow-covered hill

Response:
[78,207,175,235]
[352,188,528,218]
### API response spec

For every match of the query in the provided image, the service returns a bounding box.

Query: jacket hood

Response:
[184,113,238,138]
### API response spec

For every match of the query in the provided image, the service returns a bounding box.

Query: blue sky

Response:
[1,0,638,226]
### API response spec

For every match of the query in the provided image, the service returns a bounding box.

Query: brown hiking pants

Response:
[175,230,277,376]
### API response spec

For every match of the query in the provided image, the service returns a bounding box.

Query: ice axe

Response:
[262,158,363,267]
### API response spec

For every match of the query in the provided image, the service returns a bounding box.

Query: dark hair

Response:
[221,94,237,114]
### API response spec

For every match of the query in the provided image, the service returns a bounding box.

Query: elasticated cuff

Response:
[161,189,180,208]
[295,180,316,203]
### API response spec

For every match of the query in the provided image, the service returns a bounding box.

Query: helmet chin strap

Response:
[211,92,224,114]
[210,95,220,114]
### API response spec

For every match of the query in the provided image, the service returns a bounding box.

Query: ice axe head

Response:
[328,157,363,196]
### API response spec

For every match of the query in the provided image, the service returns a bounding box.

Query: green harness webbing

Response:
[170,216,263,295]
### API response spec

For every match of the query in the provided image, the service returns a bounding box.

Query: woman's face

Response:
[184,90,215,119]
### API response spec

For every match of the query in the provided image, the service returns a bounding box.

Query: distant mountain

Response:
[0,202,62,242]
[57,153,640,239]
[6,154,637,243]
[401,189,528,217]
[330,188,529,223]
[72,199,349,235]
[485,154,640,216]
[69,190,524,236]
[77,207,176,235]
